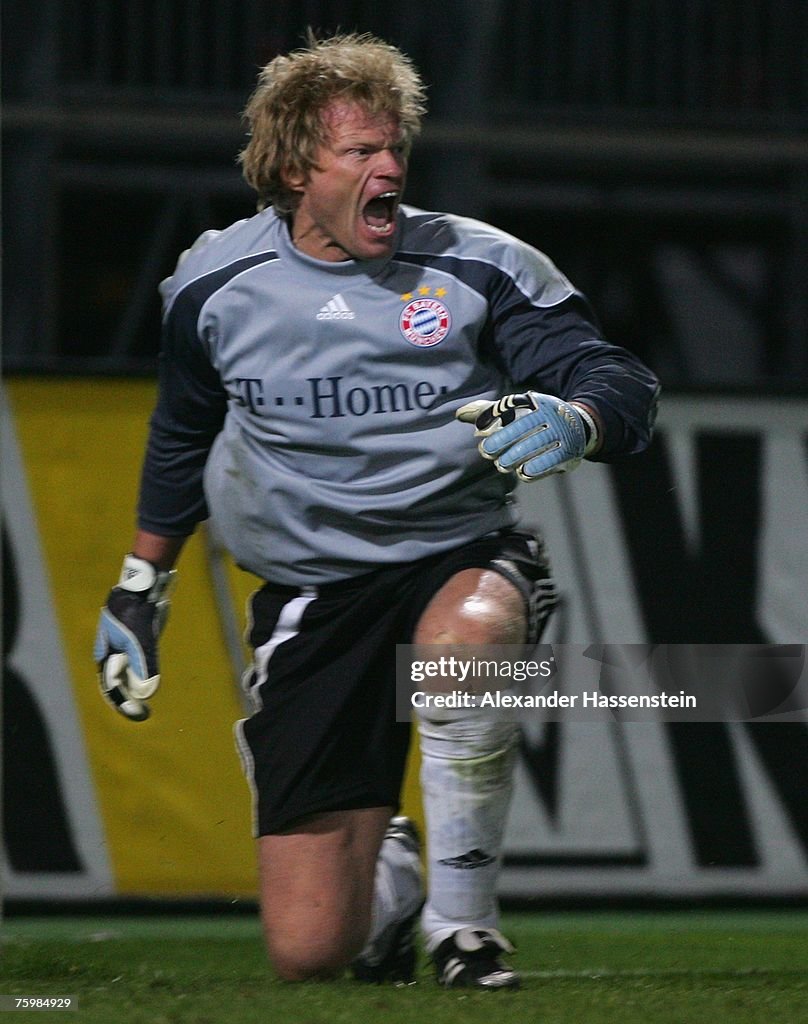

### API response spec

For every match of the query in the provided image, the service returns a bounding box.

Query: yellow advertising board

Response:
[2,377,422,898]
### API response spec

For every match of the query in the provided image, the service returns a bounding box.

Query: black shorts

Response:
[234,530,557,835]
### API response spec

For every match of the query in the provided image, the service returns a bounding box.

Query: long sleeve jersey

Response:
[139,205,659,584]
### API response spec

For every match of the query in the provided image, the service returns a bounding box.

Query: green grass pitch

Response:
[2,910,807,1023]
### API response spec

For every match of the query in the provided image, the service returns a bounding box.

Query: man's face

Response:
[285,100,408,262]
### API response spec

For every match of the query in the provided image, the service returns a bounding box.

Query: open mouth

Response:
[362,191,398,235]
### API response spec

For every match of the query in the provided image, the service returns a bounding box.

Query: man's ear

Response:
[282,165,306,193]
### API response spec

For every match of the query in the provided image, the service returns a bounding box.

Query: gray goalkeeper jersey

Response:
[139,205,658,584]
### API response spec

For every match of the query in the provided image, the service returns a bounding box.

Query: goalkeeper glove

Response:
[456,391,600,481]
[94,554,177,722]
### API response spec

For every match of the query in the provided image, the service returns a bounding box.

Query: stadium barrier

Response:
[2,379,806,901]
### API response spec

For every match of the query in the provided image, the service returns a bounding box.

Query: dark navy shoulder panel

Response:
[164,249,280,324]
[393,250,500,301]
[138,250,280,536]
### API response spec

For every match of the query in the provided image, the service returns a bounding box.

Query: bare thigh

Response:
[258,805,393,980]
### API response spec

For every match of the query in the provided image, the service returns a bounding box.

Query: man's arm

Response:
[481,241,659,461]
[96,238,227,720]
[493,294,659,463]
[131,529,188,571]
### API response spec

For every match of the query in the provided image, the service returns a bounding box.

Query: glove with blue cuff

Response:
[456,391,600,481]
[94,554,177,722]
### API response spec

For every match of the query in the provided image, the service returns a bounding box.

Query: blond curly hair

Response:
[239,32,427,214]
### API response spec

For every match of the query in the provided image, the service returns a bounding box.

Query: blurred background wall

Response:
[3,0,807,905]
[4,0,807,382]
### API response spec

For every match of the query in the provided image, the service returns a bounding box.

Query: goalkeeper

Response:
[95,32,659,990]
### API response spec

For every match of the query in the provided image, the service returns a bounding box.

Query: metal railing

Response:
[493,0,806,128]
[45,0,807,128]
[3,0,807,382]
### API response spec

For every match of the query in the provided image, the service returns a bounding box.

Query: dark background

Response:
[3,0,807,388]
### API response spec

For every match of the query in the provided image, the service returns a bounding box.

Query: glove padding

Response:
[94,555,177,722]
[456,391,598,481]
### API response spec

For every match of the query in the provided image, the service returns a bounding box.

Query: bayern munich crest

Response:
[399,297,451,347]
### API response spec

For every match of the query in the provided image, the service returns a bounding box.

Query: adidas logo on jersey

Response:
[316,294,356,320]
